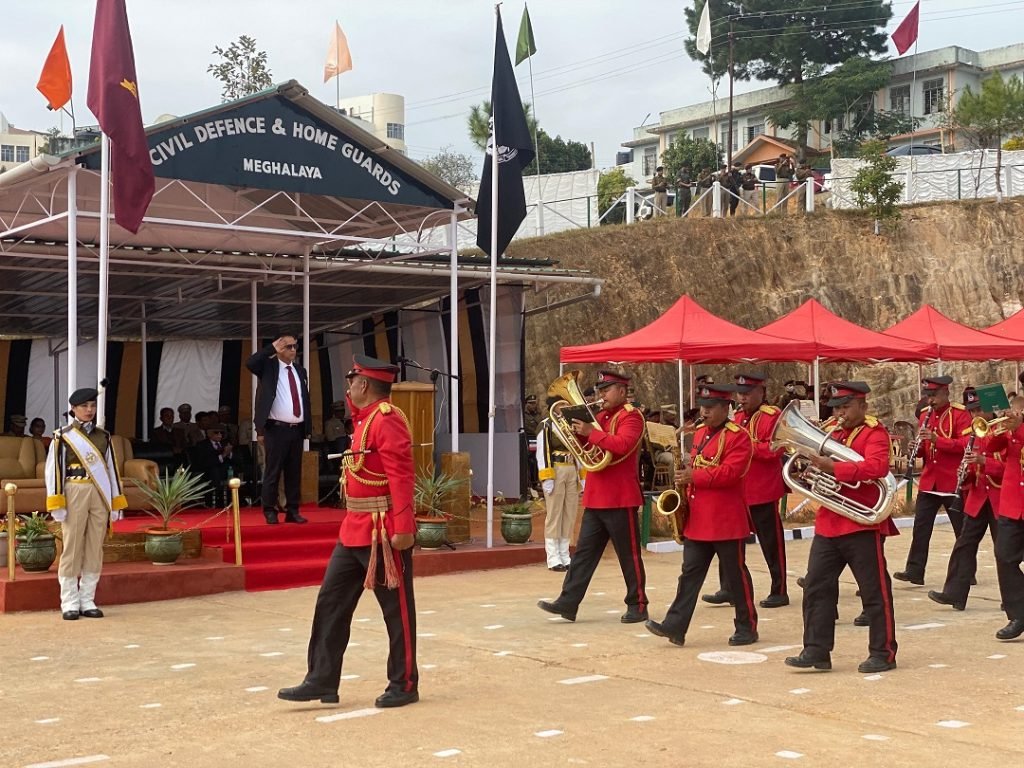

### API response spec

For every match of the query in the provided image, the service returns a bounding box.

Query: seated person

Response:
[191,424,235,506]
[29,417,51,450]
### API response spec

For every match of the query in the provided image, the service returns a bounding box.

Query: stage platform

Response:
[1,504,548,612]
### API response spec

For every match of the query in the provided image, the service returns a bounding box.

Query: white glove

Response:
[542,479,555,495]
[51,509,67,522]
[110,510,124,522]
[579,480,585,494]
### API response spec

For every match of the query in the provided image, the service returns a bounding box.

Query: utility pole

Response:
[727,18,735,167]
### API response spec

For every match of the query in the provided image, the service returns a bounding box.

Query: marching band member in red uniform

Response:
[538,370,648,623]
[929,387,1002,611]
[786,382,899,674]
[896,376,972,584]
[985,395,1024,641]
[702,371,789,608]
[646,383,759,647]
[279,355,419,708]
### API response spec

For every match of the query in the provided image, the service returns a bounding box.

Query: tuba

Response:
[769,401,898,526]
[546,371,612,472]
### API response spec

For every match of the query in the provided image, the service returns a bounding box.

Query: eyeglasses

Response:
[283,344,297,350]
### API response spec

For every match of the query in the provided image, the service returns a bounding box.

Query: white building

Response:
[0,113,49,173]
[622,43,1024,181]
[336,93,406,154]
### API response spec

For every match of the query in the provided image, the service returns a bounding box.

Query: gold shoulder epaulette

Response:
[960,426,973,436]
[864,415,879,428]
[623,403,635,412]
[951,403,966,411]
[379,403,392,415]
[759,404,780,415]
[725,422,741,433]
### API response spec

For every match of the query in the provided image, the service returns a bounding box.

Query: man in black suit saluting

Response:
[246,334,312,525]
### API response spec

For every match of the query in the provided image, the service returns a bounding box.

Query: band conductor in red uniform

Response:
[537,370,648,623]
[279,355,419,708]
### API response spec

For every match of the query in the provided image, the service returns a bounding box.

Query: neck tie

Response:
[287,366,301,418]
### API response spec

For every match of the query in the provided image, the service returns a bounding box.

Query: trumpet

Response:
[971,415,1010,437]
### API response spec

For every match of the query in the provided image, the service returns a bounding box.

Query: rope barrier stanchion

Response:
[229,478,243,567]
[5,483,17,582]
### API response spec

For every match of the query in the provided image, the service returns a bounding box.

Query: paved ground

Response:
[2,524,1022,768]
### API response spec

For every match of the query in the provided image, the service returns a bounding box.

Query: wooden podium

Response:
[391,382,436,479]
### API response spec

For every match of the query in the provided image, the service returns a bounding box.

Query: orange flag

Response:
[323,21,353,83]
[37,26,73,111]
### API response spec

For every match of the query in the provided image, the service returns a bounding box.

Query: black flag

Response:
[476,8,535,257]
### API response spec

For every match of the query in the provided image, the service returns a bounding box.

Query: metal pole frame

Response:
[97,134,110,428]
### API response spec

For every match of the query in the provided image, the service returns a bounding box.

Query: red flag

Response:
[891,1,920,56]
[37,26,73,111]
[87,0,154,234]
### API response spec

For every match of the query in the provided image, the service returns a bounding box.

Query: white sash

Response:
[62,426,115,510]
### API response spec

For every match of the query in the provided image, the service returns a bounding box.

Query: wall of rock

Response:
[513,200,1024,422]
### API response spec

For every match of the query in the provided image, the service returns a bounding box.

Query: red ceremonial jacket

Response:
[583,403,645,509]
[962,434,1003,518]
[918,403,972,494]
[339,397,416,546]
[987,424,1024,521]
[733,404,785,505]
[817,416,899,538]
[683,421,753,542]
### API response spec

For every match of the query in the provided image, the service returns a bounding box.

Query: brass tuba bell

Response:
[546,371,612,472]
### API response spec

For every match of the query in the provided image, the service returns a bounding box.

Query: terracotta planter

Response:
[415,518,448,549]
[500,512,533,545]
[16,534,57,572]
[144,528,184,565]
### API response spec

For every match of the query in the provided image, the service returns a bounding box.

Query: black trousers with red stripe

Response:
[662,538,758,639]
[903,491,964,580]
[303,543,418,694]
[941,501,998,604]
[557,507,647,611]
[803,530,897,662]
[715,501,788,597]
[995,516,1024,621]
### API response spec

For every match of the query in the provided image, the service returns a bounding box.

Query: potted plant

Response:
[135,469,210,565]
[15,512,57,572]
[499,497,536,545]
[413,469,468,549]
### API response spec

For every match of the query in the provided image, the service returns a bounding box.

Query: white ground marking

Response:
[349,642,361,647]
[35,718,61,724]
[547,617,568,622]
[24,757,110,768]
[340,674,360,680]
[259,652,284,657]
[594,592,606,596]
[904,622,946,630]
[863,674,884,681]
[928,663,949,668]
[74,677,101,683]
[558,674,609,685]
[634,633,650,638]
[420,610,437,615]
[699,625,715,629]
[354,618,371,623]
[123,644,140,649]
[630,715,655,721]
[759,645,801,654]
[605,609,619,614]
[278,628,292,632]
[479,604,496,608]
[698,651,768,665]
[432,749,462,758]
[245,686,269,692]
[570,643,588,648]
[911,597,924,602]
[862,735,890,741]
[315,708,381,723]
[170,663,196,670]
[987,654,1007,660]
[493,651,512,656]
[789,688,812,695]
[483,624,504,630]
[422,664,437,670]
[31,656,49,661]
[139,703,162,709]
[418,633,437,638]
[775,751,804,759]
[936,720,970,728]
[204,636,224,641]
[722,699,745,706]
[1016,705,1024,712]
[535,730,564,738]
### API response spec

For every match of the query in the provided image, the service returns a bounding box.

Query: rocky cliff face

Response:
[514,200,1024,421]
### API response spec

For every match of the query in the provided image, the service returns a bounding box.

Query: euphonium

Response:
[546,371,612,472]
[769,401,898,526]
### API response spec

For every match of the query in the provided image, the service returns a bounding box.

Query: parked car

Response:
[886,144,943,156]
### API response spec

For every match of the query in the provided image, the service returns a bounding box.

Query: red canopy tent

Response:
[756,298,932,362]
[983,308,1024,341]
[883,305,1024,361]
[559,295,817,364]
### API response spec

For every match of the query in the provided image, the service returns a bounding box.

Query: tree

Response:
[684,1,893,147]
[1004,135,1024,151]
[467,100,537,152]
[597,168,637,226]
[951,72,1024,200]
[660,135,721,183]
[420,146,477,191]
[207,35,273,102]
[850,139,903,233]
[526,130,592,174]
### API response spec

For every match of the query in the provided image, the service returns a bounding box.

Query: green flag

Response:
[515,5,536,66]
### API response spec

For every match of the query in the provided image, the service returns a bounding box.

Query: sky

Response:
[2,0,1024,169]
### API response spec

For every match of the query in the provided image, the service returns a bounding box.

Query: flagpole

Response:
[527,35,541,233]
[486,3,501,550]
[97,132,110,428]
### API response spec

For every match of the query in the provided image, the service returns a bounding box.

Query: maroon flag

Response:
[891,1,920,56]
[87,0,154,234]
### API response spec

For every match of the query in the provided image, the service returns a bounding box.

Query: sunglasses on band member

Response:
[283,344,298,350]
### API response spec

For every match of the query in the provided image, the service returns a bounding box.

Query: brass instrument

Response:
[971,415,1010,437]
[769,401,899,526]
[655,488,687,545]
[902,405,931,481]
[546,371,612,472]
